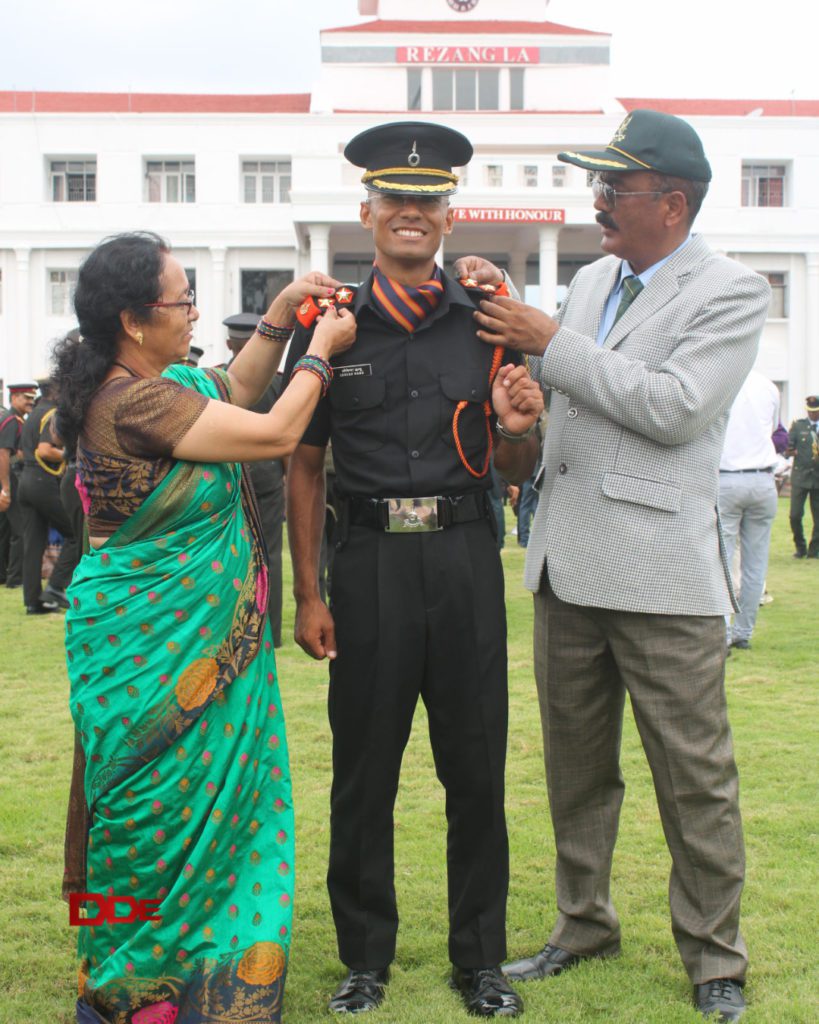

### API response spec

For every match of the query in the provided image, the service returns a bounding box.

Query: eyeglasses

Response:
[591,177,672,208]
[145,289,196,315]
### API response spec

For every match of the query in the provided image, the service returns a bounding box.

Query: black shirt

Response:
[285,270,518,497]
[0,406,24,459]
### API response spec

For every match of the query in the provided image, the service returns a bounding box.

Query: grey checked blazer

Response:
[524,234,770,615]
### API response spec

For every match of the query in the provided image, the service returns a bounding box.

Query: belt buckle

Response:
[385,496,442,532]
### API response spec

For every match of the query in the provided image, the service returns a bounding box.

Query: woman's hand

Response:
[308,307,357,360]
[266,271,344,327]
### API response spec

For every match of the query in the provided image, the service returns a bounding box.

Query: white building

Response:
[1,0,817,418]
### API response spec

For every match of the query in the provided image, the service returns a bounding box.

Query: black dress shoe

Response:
[451,966,522,1018]
[328,968,389,1014]
[730,639,751,650]
[42,584,70,609]
[694,978,745,1021]
[793,549,807,558]
[502,941,616,982]
[26,602,60,615]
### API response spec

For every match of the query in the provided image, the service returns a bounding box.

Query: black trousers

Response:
[327,517,509,970]
[789,483,819,554]
[60,466,86,555]
[18,467,79,607]
[2,468,23,586]
[254,482,284,647]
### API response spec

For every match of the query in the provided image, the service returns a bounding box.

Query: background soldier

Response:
[786,394,819,557]
[0,382,37,588]
[222,313,286,645]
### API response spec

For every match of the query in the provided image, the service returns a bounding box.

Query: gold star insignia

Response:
[336,288,353,303]
[299,302,312,315]
[318,298,336,308]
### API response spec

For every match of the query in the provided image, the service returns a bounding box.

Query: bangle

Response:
[292,354,333,397]
[256,318,294,342]
[496,419,537,444]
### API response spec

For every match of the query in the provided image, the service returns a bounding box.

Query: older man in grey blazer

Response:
[458,110,770,1022]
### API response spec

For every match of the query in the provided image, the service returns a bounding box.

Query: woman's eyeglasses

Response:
[145,289,196,315]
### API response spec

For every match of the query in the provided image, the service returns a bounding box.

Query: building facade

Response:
[1,0,817,418]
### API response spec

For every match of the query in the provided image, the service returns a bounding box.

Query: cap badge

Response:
[610,113,633,145]
[408,142,421,168]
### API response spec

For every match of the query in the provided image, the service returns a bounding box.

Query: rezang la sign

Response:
[397,46,539,64]
[452,208,565,224]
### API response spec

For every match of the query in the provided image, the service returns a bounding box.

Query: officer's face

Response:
[360,194,454,274]
[10,393,34,415]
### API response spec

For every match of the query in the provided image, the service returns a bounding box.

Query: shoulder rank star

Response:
[296,285,359,328]
[459,277,498,294]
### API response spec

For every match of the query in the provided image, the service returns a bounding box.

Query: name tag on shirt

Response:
[337,364,372,379]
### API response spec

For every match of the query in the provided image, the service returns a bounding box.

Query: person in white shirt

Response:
[718,370,780,649]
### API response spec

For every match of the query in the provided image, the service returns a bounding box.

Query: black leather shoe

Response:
[451,966,522,1018]
[694,978,745,1021]
[730,639,751,650]
[502,942,616,982]
[793,549,807,558]
[42,585,70,609]
[328,968,389,1014]
[26,602,60,615]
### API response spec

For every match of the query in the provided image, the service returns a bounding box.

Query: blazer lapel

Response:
[603,234,712,350]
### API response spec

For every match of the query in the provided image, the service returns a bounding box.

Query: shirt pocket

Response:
[439,371,490,455]
[328,376,387,454]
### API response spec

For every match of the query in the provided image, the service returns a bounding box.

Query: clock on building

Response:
[447,0,480,11]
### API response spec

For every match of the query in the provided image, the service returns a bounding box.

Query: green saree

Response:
[68,367,294,1024]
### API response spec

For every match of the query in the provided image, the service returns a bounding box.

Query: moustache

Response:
[596,212,619,231]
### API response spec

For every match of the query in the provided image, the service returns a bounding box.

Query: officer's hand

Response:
[310,306,357,360]
[492,364,543,436]
[475,295,559,356]
[0,489,10,513]
[452,256,504,286]
[294,595,338,661]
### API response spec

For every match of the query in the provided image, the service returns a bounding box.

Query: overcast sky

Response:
[0,0,811,100]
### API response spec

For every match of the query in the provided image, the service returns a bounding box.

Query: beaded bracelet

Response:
[256,318,294,342]
[292,354,333,397]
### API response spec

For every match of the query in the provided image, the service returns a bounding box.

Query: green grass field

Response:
[0,500,817,1023]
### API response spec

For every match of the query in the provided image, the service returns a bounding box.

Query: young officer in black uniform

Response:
[18,378,80,613]
[786,394,819,557]
[285,122,542,1018]
[222,312,287,645]
[0,383,36,588]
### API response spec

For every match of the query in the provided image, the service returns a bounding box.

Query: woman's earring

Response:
[135,331,144,346]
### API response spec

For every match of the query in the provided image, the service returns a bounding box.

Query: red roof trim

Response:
[0,91,311,114]
[323,19,608,37]
[618,97,819,117]
[333,108,605,115]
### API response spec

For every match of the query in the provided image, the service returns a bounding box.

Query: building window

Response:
[486,165,503,188]
[552,165,567,188]
[242,160,291,204]
[145,160,196,203]
[742,163,786,207]
[522,165,538,188]
[49,270,78,316]
[407,69,422,111]
[241,270,294,315]
[50,160,96,202]
[432,69,499,111]
[762,272,787,317]
[510,69,524,111]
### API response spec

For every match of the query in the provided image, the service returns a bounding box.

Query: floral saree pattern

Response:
[68,366,293,1023]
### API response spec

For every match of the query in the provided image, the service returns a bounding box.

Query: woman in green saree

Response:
[54,232,356,1024]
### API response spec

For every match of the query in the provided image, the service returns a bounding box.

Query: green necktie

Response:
[610,274,644,329]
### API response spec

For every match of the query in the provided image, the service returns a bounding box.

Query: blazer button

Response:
[567,407,578,418]
[558,463,567,474]
[410,450,420,459]
[410,389,419,399]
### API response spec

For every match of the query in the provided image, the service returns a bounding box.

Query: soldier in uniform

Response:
[786,394,819,557]
[179,343,204,368]
[285,122,542,1018]
[0,382,37,588]
[222,312,287,645]
[18,377,79,613]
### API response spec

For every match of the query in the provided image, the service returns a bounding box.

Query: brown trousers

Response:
[533,581,747,984]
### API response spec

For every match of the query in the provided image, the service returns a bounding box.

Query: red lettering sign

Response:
[397,46,538,65]
[69,893,163,926]
[452,208,565,224]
